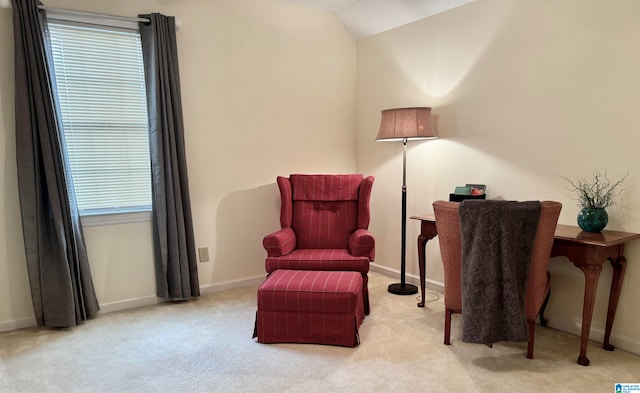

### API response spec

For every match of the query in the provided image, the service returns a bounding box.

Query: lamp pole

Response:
[388,138,418,295]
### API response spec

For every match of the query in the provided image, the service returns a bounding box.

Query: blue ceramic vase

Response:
[577,207,608,233]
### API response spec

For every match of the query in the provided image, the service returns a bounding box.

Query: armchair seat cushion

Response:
[266,249,370,274]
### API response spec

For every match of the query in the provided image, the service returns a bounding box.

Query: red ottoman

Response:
[253,270,365,347]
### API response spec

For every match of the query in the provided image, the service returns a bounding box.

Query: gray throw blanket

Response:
[459,200,541,346]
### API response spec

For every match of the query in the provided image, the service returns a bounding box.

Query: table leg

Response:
[603,256,627,351]
[417,234,427,308]
[577,263,603,366]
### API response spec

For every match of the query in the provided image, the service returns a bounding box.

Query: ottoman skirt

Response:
[254,270,365,347]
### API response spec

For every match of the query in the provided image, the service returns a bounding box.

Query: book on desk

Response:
[449,183,486,202]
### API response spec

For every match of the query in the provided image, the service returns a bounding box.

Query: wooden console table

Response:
[410,214,640,366]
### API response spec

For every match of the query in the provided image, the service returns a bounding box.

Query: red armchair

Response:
[263,174,375,314]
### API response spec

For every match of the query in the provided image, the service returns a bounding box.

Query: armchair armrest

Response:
[263,227,296,257]
[349,229,375,261]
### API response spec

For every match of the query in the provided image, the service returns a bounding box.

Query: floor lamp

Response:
[376,107,437,295]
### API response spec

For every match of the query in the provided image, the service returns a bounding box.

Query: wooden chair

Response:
[432,200,561,359]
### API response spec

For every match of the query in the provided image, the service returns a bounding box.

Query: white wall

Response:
[357,0,640,354]
[0,0,357,329]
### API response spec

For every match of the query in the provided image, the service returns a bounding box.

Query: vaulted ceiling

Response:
[281,0,475,39]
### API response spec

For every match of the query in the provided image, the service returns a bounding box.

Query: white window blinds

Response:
[48,21,152,215]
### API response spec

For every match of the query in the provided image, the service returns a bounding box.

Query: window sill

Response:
[80,210,152,227]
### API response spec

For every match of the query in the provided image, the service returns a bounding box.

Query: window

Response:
[47,19,152,219]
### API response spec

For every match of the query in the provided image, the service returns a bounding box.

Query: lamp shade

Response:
[376,107,436,141]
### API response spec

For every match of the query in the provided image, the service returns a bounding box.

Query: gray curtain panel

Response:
[139,13,200,299]
[12,0,99,327]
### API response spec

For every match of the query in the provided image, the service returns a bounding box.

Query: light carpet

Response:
[1,272,639,393]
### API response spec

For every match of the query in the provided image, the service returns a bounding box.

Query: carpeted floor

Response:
[1,271,639,392]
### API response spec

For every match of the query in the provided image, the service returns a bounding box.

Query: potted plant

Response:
[560,169,626,232]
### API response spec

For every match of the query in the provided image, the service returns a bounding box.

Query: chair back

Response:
[278,174,374,249]
[432,200,562,319]
[432,201,463,311]
[525,201,562,317]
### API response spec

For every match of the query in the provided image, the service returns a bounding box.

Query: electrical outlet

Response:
[198,247,210,262]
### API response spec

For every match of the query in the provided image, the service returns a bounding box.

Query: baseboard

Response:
[99,275,267,313]
[0,317,37,333]
[199,275,265,295]
[98,295,161,314]
[544,316,640,356]
[369,262,444,293]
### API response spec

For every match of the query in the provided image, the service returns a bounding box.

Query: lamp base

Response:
[387,283,418,296]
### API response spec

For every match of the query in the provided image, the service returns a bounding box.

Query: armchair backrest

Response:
[277,174,374,249]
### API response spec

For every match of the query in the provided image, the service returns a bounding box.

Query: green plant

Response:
[560,169,627,209]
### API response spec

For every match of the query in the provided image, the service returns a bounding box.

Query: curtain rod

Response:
[37,5,150,24]
[0,2,148,22]
[1,2,181,29]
